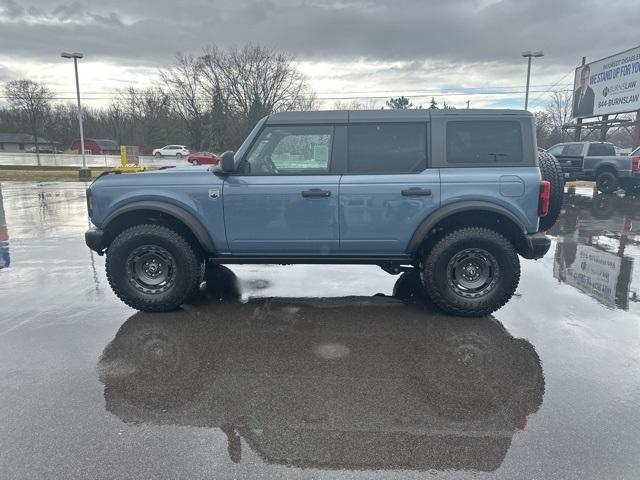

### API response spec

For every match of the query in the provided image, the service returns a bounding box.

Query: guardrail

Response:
[0,153,191,168]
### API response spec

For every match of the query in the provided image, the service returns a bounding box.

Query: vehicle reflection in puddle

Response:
[98,268,544,473]
[550,189,640,309]
[0,185,10,269]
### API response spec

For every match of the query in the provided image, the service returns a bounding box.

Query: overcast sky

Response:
[1,0,639,109]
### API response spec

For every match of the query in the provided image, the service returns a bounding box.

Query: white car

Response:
[152,145,190,158]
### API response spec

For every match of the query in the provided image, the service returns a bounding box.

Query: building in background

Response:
[68,138,119,155]
[0,133,58,153]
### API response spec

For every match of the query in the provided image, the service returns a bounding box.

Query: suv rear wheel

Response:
[421,227,520,317]
[106,224,202,312]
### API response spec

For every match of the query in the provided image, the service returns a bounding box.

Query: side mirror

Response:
[220,151,235,173]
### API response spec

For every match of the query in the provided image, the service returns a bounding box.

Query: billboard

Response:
[572,45,640,119]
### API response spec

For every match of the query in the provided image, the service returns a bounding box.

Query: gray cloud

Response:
[0,0,638,75]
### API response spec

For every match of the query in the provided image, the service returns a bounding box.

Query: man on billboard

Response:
[573,65,595,117]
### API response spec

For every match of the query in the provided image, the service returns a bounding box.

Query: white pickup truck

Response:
[547,141,640,193]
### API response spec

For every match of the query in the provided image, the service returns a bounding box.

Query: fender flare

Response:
[406,201,527,254]
[102,201,216,253]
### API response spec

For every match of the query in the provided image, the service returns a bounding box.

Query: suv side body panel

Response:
[438,167,541,233]
[223,174,341,254]
[430,112,540,234]
[89,167,226,252]
[339,171,441,253]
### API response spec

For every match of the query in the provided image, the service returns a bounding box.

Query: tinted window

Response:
[587,143,616,156]
[243,125,332,175]
[446,121,522,164]
[562,144,584,156]
[348,123,426,173]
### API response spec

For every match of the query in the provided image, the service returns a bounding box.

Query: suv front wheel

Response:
[421,227,520,317]
[106,224,202,312]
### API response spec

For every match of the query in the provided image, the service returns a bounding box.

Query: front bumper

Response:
[85,228,105,255]
[521,233,551,260]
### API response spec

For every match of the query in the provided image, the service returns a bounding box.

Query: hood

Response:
[92,165,222,187]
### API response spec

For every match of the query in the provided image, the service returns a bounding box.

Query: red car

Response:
[187,152,220,165]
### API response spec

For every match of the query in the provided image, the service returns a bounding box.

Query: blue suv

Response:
[85,109,562,316]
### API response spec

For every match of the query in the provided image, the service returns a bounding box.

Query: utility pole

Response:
[574,56,586,142]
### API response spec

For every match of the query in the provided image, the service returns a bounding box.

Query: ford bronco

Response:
[85,109,563,316]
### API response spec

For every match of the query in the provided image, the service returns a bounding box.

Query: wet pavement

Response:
[0,181,639,479]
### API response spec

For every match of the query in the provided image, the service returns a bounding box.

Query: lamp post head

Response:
[61,52,84,59]
[522,50,544,58]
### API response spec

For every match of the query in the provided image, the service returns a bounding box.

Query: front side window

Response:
[348,123,426,174]
[446,121,523,164]
[243,126,333,175]
[562,144,583,156]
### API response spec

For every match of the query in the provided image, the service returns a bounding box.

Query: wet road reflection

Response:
[549,190,640,309]
[1,182,640,479]
[99,269,544,473]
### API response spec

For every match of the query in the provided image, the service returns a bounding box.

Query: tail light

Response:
[631,156,640,172]
[539,180,550,217]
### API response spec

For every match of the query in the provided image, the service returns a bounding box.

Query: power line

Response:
[527,70,575,110]
[0,88,573,102]
[40,83,570,96]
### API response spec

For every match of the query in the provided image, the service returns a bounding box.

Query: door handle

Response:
[301,189,331,198]
[401,187,432,197]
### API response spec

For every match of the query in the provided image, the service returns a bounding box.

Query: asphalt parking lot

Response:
[0,182,639,479]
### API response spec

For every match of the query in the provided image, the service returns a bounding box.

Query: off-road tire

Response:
[596,170,618,194]
[538,151,564,231]
[421,227,520,317]
[106,224,201,312]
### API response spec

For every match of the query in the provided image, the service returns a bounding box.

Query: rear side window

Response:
[587,143,615,156]
[562,144,584,156]
[446,121,523,164]
[348,123,426,173]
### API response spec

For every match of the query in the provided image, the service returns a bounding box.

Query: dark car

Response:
[187,151,220,165]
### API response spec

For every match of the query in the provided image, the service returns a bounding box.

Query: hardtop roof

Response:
[265,108,531,124]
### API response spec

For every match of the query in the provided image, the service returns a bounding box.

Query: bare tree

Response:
[200,44,311,127]
[160,53,207,148]
[4,80,54,164]
[546,91,572,140]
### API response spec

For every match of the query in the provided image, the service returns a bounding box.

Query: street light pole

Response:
[61,52,90,180]
[522,51,544,110]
